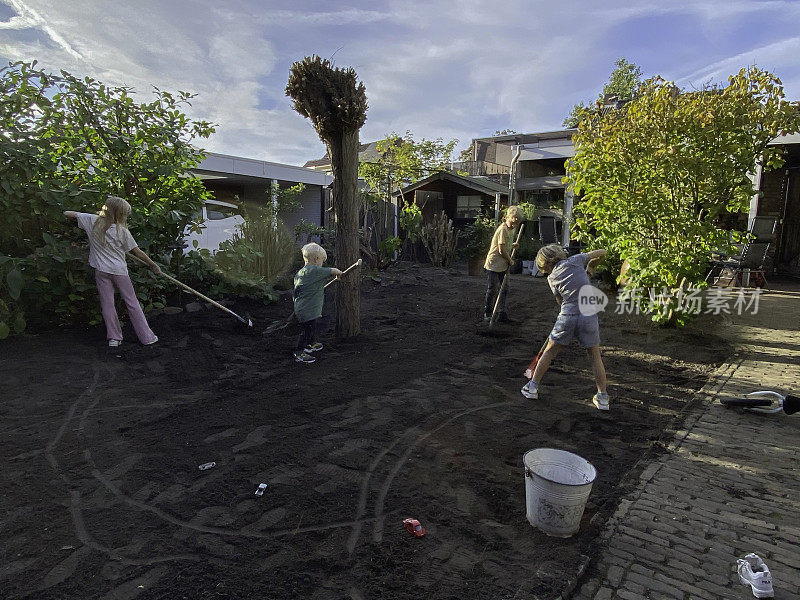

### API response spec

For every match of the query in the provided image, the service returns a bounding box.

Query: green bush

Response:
[568,66,800,325]
[0,61,214,337]
[516,232,542,262]
[378,235,401,267]
[458,214,496,261]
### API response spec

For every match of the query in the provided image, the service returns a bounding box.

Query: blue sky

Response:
[1,0,798,166]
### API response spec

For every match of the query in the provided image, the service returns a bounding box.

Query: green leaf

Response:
[6,269,23,300]
[0,321,9,339]
[11,312,25,334]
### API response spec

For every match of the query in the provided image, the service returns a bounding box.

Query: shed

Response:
[393,171,509,228]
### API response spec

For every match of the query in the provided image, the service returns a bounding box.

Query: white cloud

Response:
[676,36,800,88]
[1,0,798,164]
[0,0,82,58]
[263,8,396,26]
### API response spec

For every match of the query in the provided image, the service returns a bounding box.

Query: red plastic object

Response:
[403,518,426,537]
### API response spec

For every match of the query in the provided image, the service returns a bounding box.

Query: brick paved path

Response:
[572,288,800,600]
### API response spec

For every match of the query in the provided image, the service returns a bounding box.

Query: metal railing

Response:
[450,160,510,180]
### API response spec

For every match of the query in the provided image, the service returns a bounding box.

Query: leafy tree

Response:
[359,131,457,204]
[563,58,644,128]
[457,146,473,162]
[359,131,456,258]
[286,55,367,338]
[0,61,214,337]
[399,201,423,260]
[566,66,800,324]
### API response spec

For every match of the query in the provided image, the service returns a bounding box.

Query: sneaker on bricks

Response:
[304,342,324,353]
[737,553,774,599]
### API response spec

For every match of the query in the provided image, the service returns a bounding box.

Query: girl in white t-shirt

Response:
[64,196,162,347]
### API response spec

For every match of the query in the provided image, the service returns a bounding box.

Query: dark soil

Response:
[0,263,732,600]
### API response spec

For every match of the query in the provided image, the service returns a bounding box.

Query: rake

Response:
[131,254,253,327]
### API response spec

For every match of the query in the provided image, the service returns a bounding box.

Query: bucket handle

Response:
[524,465,593,483]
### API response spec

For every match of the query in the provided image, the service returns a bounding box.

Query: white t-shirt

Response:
[76,213,138,276]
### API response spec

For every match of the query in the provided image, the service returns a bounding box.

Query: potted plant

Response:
[516,234,542,275]
[459,213,495,276]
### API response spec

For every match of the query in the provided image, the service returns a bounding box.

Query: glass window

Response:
[416,191,443,208]
[456,195,483,219]
[206,204,240,220]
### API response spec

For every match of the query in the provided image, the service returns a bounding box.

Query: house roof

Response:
[472,129,577,145]
[519,144,575,160]
[769,133,800,146]
[303,140,387,169]
[392,171,509,197]
[194,152,332,186]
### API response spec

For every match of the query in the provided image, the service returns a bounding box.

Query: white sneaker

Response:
[593,392,610,411]
[738,553,774,598]
[143,335,158,346]
[521,380,538,400]
[108,339,122,347]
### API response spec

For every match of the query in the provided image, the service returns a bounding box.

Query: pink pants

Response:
[94,270,156,344]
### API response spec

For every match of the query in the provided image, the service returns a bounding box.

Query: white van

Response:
[184,199,245,254]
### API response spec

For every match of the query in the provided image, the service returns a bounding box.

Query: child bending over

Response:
[292,243,342,364]
[522,244,610,410]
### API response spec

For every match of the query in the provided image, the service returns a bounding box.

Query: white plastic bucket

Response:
[523,448,597,537]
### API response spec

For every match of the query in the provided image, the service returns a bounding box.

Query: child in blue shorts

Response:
[521,244,610,410]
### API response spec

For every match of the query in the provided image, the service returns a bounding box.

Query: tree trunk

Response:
[328,130,361,338]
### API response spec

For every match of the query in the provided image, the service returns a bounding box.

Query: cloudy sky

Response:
[1,0,798,166]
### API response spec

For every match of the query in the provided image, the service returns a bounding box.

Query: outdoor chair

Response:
[530,216,562,278]
[707,216,778,289]
[539,216,559,245]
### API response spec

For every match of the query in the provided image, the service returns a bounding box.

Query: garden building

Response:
[392,171,509,229]
[191,152,333,237]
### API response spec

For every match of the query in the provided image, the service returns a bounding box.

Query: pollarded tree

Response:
[286,55,367,338]
[566,66,800,324]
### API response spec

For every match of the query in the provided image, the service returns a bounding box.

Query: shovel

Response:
[489,224,525,327]
[524,338,549,379]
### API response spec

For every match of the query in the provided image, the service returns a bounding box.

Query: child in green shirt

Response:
[293,243,342,363]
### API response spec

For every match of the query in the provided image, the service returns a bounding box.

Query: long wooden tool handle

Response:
[130,254,248,325]
[160,272,246,324]
[489,223,525,326]
[324,259,362,288]
[524,338,550,378]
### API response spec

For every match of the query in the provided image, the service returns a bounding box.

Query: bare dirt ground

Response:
[0,264,732,600]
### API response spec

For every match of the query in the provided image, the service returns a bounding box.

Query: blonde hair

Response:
[506,205,523,221]
[93,195,131,243]
[301,242,327,263]
[536,243,568,273]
